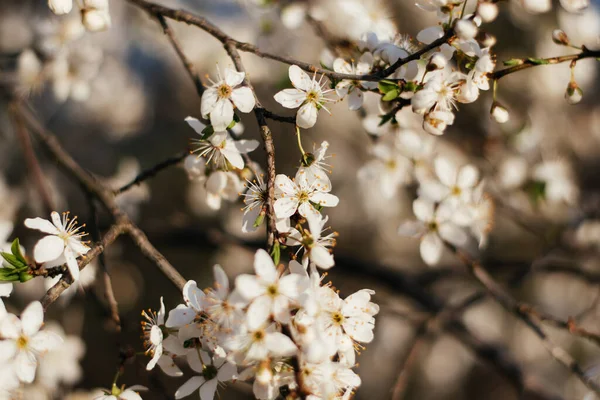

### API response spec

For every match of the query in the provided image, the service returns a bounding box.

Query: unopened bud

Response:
[477,31,497,48]
[552,29,570,46]
[490,102,509,123]
[48,0,73,15]
[82,9,111,31]
[477,2,499,22]
[565,81,583,104]
[427,53,447,71]
[454,19,478,40]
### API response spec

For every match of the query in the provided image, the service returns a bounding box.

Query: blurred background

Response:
[1,0,600,399]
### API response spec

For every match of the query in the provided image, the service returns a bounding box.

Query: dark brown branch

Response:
[263,109,296,124]
[126,0,454,82]
[41,221,126,310]
[17,105,187,307]
[155,14,205,97]
[450,245,600,394]
[491,48,600,80]
[114,151,188,195]
[9,103,55,215]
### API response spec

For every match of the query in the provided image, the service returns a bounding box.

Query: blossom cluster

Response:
[143,250,378,400]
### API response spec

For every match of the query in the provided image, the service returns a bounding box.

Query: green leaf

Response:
[382,89,399,101]
[1,252,25,270]
[403,81,420,92]
[18,271,33,283]
[253,213,265,228]
[527,57,550,65]
[0,268,20,282]
[200,125,214,140]
[378,80,398,94]
[10,239,27,265]
[270,242,281,266]
[503,58,523,66]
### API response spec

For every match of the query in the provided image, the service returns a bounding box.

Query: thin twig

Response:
[449,244,600,394]
[41,221,126,310]
[491,48,600,80]
[9,103,55,215]
[114,151,188,195]
[155,14,205,97]
[126,0,455,82]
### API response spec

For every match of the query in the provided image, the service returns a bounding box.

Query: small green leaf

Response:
[1,252,25,270]
[302,152,315,167]
[0,268,20,282]
[200,125,214,140]
[404,81,420,92]
[270,242,281,266]
[382,89,399,101]
[527,57,550,65]
[378,80,398,94]
[253,212,265,228]
[503,58,523,66]
[18,271,33,283]
[11,239,27,265]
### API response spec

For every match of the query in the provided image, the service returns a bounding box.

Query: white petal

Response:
[183,280,206,312]
[220,148,244,169]
[15,350,37,383]
[231,87,256,113]
[209,99,234,132]
[0,314,21,339]
[175,376,205,399]
[21,301,43,337]
[213,265,229,299]
[0,340,17,362]
[224,68,245,87]
[265,332,297,357]
[289,65,312,91]
[247,296,272,330]
[310,245,335,269]
[233,139,259,155]
[254,249,277,282]
[274,88,306,109]
[120,390,144,400]
[200,378,219,400]
[201,88,219,119]
[412,198,435,222]
[234,274,264,300]
[33,235,64,263]
[274,197,299,219]
[185,117,206,135]
[24,218,59,234]
[217,362,237,381]
[64,246,80,281]
[439,223,469,247]
[165,305,195,328]
[146,345,163,371]
[309,192,339,208]
[434,157,458,187]
[457,164,479,188]
[157,355,183,377]
[296,103,318,129]
[420,233,443,265]
[347,89,364,111]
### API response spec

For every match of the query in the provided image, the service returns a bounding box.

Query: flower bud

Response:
[490,102,509,123]
[81,8,111,32]
[427,53,447,71]
[552,29,570,46]
[48,0,73,15]
[477,2,499,23]
[565,81,583,105]
[454,19,478,40]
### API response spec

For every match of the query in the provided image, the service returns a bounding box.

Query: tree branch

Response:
[114,151,188,195]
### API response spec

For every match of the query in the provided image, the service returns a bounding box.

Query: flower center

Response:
[298,191,310,203]
[253,330,265,341]
[306,90,319,103]
[16,336,28,349]
[217,83,232,99]
[267,285,278,296]
[203,364,218,380]
[451,186,462,195]
[428,221,438,232]
[332,312,344,325]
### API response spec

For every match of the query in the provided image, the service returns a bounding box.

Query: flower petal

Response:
[296,103,318,129]
[209,99,234,132]
[289,65,312,91]
[274,88,306,109]
[15,350,37,383]
[231,87,256,113]
[175,376,205,399]
[420,233,443,265]
[21,301,44,337]
[199,378,219,400]
[201,88,219,119]
[24,218,59,235]
[33,235,64,263]
[185,117,206,135]
[265,332,297,357]
[224,68,245,87]
[64,246,80,281]
[253,249,277,282]
[246,296,272,331]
